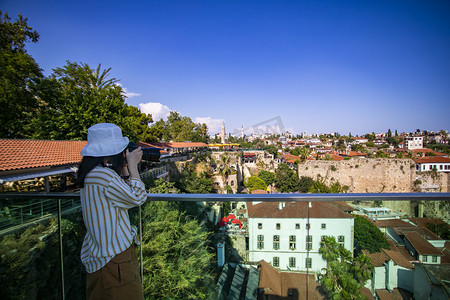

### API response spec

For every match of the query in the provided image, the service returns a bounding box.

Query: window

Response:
[273,235,280,250]
[306,235,313,250]
[257,235,264,249]
[306,223,311,230]
[289,257,296,268]
[422,255,427,262]
[295,223,300,229]
[321,223,326,229]
[338,235,345,247]
[321,235,327,242]
[273,257,280,267]
[258,223,262,229]
[432,256,437,263]
[289,235,296,250]
[230,180,234,186]
[276,223,281,230]
[305,258,312,268]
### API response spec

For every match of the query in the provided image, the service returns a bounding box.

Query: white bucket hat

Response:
[81,123,129,157]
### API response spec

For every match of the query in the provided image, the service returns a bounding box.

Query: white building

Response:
[403,136,423,150]
[414,156,450,173]
[363,248,414,295]
[247,201,354,274]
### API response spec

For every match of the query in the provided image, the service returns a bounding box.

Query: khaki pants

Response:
[86,245,144,300]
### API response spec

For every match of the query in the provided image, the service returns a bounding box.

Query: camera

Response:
[127,142,161,162]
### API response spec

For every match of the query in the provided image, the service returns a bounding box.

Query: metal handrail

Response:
[1,192,449,201]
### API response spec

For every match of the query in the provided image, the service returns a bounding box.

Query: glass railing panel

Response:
[0,193,449,300]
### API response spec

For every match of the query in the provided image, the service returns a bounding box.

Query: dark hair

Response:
[76,152,126,188]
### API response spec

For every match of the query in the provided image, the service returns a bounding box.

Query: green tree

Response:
[140,201,214,299]
[274,163,299,192]
[318,236,374,300]
[299,147,311,161]
[258,170,275,186]
[351,144,365,153]
[263,144,279,158]
[298,176,314,193]
[31,61,154,141]
[375,150,389,158]
[162,111,208,143]
[354,215,390,253]
[309,178,331,193]
[0,12,43,138]
[244,176,267,193]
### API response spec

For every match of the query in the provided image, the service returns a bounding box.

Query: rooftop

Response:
[0,139,86,172]
[247,201,353,219]
[258,260,324,299]
[403,232,442,255]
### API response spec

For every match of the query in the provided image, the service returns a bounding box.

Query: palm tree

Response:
[299,147,311,161]
[85,63,118,90]
[220,154,231,184]
[352,253,374,284]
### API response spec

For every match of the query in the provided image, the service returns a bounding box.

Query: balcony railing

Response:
[0,192,449,300]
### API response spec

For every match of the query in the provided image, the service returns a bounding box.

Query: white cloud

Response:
[194,117,224,134]
[116,83,141,98]
[139,102,171,121]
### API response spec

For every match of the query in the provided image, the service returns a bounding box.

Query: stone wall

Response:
[298,158,416,215]
[298,158,415,193]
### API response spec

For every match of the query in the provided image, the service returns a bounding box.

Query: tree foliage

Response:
[258,170,275,186]
[274,163,299,193]
[31,61,154,141]
[318,236,374,300]
[0,12,43,138]
[140,201,215,299]
[244,176,267,193]
[156,111,208,143]
[354,215,390,253]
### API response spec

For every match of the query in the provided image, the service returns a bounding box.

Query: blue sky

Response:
[3,0,450,136]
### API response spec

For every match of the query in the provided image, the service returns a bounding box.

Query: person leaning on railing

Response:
[76,123,146,300]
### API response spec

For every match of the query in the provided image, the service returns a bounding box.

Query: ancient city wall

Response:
[298,158,415,193]
[298,158,416,215]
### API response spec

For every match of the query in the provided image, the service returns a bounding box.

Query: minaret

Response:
[241,125,244,139]
[220,122,226,144]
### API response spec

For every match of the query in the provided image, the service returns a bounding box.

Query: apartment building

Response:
[403,136,423,150]
[247,201,354,273]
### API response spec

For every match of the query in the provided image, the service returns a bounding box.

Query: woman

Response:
[77,123,146,300]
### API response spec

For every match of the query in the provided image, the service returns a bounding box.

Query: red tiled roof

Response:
[374,219,416,228]
[363,247,414,269]
[251,189,268,194]
[396,226,442,241]
[414,156,450,164]
[412,148,446,157]
[247,201,353,219]
[403,232,442,255]
[376,288,413,300]
[409,218,449,229]
[0,139,86,171]
[258,260,324,299]
[338,151,366,157]
[327,201,355,212]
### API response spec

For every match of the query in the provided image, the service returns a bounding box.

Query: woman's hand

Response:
[125,148,142,180]
[126,147,143,166]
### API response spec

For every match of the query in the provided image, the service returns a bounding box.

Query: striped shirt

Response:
[80,166,147,273]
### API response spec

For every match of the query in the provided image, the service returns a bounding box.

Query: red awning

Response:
[227,214,236,220]
[217,221,226,226]
[231,219,241,224]
[221,217,229,223]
